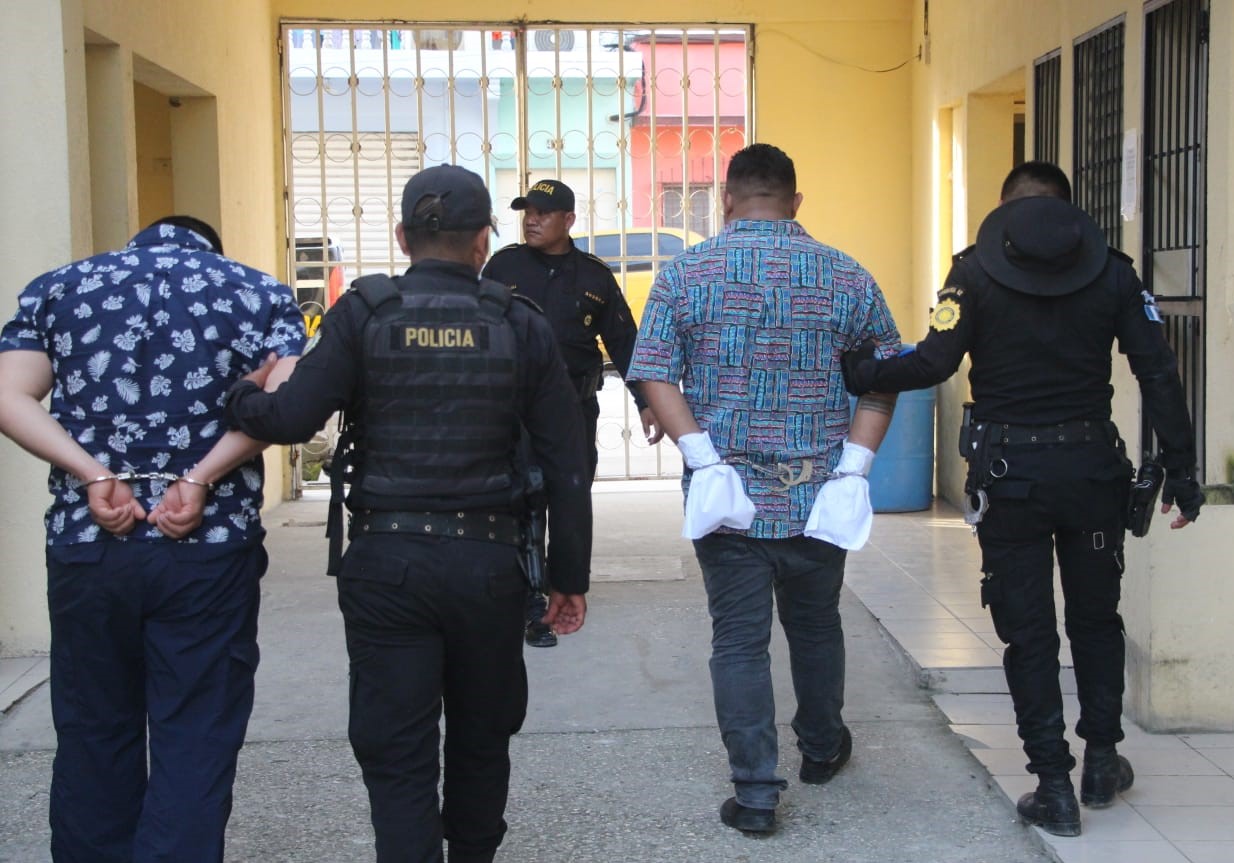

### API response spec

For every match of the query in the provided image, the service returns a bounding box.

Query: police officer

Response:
[224,165,593,863]
[483,178,661,647]
[843,161,1204,838]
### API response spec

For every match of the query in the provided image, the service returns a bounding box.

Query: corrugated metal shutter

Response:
[289,131,420,285]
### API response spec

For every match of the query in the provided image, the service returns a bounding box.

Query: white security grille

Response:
[281,22,751,481]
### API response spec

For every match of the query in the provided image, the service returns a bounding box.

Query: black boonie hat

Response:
[511,179,575,213]
[401,165,495,232]
[974,196,1108,296]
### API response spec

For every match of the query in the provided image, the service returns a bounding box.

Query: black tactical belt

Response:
[995,419,1117,446]
[349,510,524,546]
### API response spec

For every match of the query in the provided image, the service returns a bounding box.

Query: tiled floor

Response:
[849,502,1234,863]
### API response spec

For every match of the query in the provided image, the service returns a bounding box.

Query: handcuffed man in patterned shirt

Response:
[0,216,303,862]
[627,143,901,834]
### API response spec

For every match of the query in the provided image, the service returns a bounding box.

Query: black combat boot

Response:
[1081,745,1134,808]
[1017,773,1081,837]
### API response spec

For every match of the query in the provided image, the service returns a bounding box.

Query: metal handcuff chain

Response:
[723,456,827,489]
[83,471,213,492]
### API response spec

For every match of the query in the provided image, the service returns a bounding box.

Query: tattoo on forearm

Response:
[856,393,896,416]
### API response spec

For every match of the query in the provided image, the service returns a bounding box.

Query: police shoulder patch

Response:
[930,297,962,332]
[1141,289,1163,323]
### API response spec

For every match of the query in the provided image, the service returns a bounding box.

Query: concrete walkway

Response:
[1,482,1228,861]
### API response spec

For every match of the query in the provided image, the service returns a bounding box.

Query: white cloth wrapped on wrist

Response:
[804,441,875,550]
[677,431,756,539]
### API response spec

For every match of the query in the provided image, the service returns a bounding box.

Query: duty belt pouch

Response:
[957,401,976,460]
[1126,460,1165,537]
[575,367,603,401]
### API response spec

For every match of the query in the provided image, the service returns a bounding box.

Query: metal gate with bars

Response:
[1141,0,1208,473]
[279,22,751,483]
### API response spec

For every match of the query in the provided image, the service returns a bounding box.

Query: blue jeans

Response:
[693,532,848,809]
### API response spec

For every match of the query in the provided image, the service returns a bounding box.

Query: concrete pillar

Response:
[0,0,91,653]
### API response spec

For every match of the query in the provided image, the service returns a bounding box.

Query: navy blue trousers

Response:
[45,538,266,863]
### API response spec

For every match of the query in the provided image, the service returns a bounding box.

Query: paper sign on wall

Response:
[1121,130,1138,221]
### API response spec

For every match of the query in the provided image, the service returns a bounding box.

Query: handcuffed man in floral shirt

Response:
[0,216,303,862]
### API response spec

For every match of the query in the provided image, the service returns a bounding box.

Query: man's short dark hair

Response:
[726,143,797,204]
[404,227,482,261]
[1000,161,1072,203]
[147,215,224,255]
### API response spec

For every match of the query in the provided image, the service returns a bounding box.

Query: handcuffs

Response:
[83,471,213,491]
[962,457,1006,530]
[726,457,816,489]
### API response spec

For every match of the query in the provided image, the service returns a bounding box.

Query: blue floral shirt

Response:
[0,224,305,546]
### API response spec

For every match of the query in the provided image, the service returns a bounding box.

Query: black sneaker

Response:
[800,726,852,784]
[524,621,558,648]
[1081,747,1134,808]
[719,797,775,834]
[1017,774,1081,837]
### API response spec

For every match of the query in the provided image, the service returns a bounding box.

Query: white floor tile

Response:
[1180,733,1234,749]
[1172,840,1234,862]
[933,693,1014,725]
[1117,747,1226,777]
[1069,803,1166,841]
[1040,840,1187,863]
[1135,806,1234,841]
[911,647,1003,668]
[1195,749,1234,775]
[1122,776,1234,806]
[950,723,1023,750]
[970,747,1029,776]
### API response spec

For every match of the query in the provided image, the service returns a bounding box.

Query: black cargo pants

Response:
[976,443,1132,777]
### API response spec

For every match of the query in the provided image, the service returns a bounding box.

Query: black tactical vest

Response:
[350,272,520,510]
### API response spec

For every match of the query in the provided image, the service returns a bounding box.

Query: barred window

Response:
[1073,19,1124,248]
[1032,51,1060,164]
[1140,0,1209,473]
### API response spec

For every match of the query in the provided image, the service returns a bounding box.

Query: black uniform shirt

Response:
[225,259,594,593]
[862,248,1195,462]
[482,241,646,409]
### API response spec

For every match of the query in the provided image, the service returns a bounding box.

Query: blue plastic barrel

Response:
[850,388,936,512]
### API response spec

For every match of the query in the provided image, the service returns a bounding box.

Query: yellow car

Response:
[573,228,705,327]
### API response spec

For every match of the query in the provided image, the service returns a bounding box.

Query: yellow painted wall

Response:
[134,82,175,226]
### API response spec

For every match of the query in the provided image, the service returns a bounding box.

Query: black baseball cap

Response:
[401,165,495,232]
[511,179,575,213]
